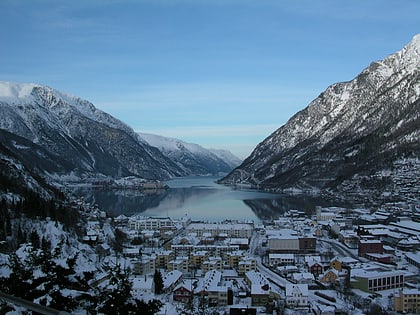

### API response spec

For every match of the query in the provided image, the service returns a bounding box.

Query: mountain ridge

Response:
[220,34,420,203]
[138,132,241,176]
[0,82,186,180]
[0,82,240,182]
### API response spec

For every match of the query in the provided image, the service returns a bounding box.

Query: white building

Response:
[285,283,309,308]
[269,253,295,266]
[128,216,176,230]
[186,222,253,238]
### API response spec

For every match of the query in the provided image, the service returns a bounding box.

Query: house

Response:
[163,270,183,293]
[319,268,339,284]
[173,280,195,304]
[330,257,342,271]
[285,283,309,309]
[132,276,154,295]
[308,261,324,277]
[292,272,315,284]
[195,270,222,295]
[394,288,420,314]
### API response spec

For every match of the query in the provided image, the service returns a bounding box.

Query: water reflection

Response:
[71,176,346,221]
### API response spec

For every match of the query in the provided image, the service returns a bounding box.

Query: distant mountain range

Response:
[0,82,241,186]
[220,34,420,203]
[138,133,241,176]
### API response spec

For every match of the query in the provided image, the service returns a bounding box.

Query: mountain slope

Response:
[0,82,186,180]
[138,132,241,175]
[220,34,420,202]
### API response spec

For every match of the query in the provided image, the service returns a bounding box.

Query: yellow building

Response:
[202,256,223,273]
[227,251,243,268]
[330,257,342,272]
[238,257,258,276]
[155,250,174,269]
[319,268,339,284]
[189,251,208,269]
[394,289,420,313]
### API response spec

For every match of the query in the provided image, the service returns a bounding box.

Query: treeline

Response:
[0,192,80,244]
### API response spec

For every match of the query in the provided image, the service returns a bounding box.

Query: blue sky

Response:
[0,0,419,159]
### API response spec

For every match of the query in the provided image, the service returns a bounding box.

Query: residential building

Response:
[227,251,243,268]
[155,250,174,269]
[319,268,339,284]
[195,270,222,296]
[245,271,272,306]
[207,286,229,306]
[189,250,208,269]
[292,272,315,284]
[167,257,189,274]
[186,222,253,239]
[238,256,257,276]
[128,217,176,231]
[285,284,309,308]
[394,288,420,314]
[330,257,343,272]
[307,261,324,277]
[132,255,156,275]
[173,280,194,304]
[163,270,183,293]
[202,256,223,273]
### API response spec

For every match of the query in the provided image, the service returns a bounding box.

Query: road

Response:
[318,238,359,259]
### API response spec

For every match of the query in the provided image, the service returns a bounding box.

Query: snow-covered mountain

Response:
[0,82,186,180]
[138,133,241,176]
[221,34,420,202]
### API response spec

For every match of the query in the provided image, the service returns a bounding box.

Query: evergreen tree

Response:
[153,269,164,294]
[29,230,40,248]
[98,264,134,314]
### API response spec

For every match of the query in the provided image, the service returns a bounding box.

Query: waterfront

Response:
[72,176,347,221]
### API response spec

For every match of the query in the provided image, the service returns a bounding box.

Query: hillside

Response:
[220,34,420,203]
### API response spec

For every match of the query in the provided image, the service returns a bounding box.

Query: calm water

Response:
[72,176,346,222]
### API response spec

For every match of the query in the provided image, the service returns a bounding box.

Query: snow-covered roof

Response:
[163,270,183,290]
[285,283,308,296]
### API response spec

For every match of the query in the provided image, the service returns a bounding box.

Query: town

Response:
[80,201,420,315]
